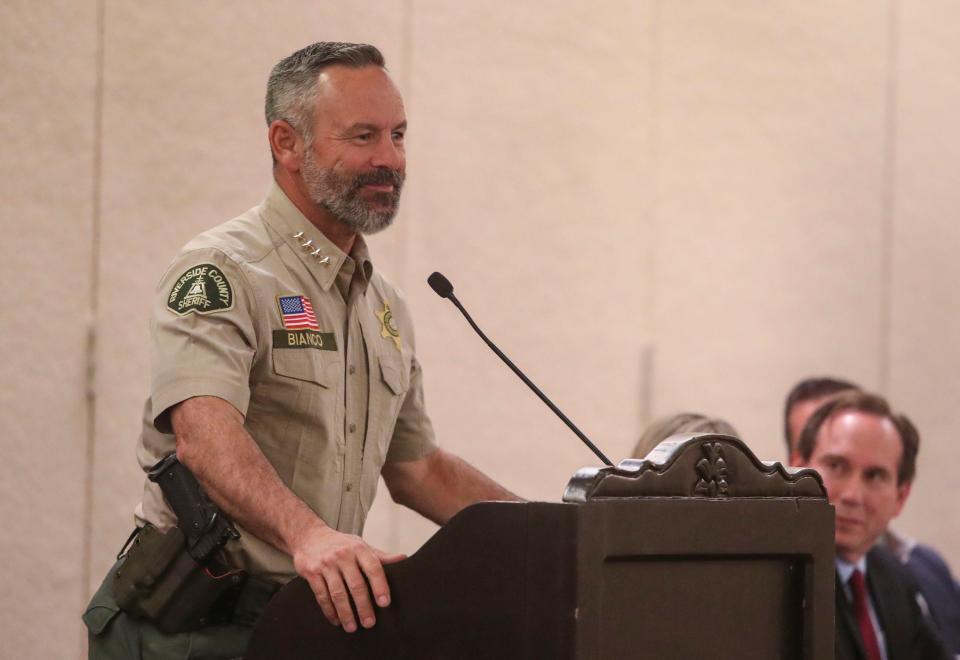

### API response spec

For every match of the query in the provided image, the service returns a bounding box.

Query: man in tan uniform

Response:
[85,42,519,659]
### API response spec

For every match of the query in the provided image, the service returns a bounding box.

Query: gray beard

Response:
[301,152,404,235]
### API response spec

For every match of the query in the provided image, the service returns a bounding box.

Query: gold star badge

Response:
[376,303,401,350]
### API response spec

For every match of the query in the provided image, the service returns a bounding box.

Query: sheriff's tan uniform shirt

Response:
[134,182,437,583]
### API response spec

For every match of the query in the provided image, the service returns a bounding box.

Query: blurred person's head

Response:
[794,391,918,563]
[784,376,859,460]
[632,412,738,458]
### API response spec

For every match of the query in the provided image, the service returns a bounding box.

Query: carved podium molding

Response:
[562,434,825,503]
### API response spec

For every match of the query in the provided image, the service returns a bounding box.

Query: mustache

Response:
[352,168,404,190]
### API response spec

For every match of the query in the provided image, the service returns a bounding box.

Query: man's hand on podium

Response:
[292,524,406,633]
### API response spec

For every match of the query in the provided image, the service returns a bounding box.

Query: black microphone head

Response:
[428,272,454,299]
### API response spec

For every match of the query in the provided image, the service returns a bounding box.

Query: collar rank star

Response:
[293,231,331,265]
[377,302,402,350]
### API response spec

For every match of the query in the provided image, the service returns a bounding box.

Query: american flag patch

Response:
[278,295,319,330]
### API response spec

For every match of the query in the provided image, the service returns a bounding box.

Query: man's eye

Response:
[392,131,405,142]
[353,133,374,142]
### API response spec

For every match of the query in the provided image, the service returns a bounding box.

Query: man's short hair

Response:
[265,42,385,157]
[795,390,919,485]
[783,376,860,451]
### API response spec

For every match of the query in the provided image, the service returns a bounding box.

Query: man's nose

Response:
[836,476,865,506]
[371,135,403,170]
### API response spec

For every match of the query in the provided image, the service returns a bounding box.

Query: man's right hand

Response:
[291,523,406,633]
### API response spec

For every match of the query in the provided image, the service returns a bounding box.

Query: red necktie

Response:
[849,569,883,660]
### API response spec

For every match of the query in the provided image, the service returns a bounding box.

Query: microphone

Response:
[427,272,453,299]
[427,271,614,467]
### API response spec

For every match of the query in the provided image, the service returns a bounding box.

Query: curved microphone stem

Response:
[446,293,614,467]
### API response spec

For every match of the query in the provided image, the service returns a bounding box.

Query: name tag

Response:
[272,330,338,351]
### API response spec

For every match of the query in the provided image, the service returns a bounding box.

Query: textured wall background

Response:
[2,1,958,658]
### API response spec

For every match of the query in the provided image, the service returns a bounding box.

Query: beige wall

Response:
[2,2,958,658]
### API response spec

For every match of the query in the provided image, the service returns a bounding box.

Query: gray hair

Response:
[265,42,385,157]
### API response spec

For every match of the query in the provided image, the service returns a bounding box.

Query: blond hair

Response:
[632,412,738,458]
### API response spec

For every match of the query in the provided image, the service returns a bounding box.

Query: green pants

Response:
[83,561,251,660]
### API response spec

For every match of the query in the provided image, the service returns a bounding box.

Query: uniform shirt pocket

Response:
[272,347,335,388]
[378,347,411,396]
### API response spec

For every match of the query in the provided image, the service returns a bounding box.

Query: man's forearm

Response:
[169,395,404,633]
[170,396,321,555]
[383,449,522,525]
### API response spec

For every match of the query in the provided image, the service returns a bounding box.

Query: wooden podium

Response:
[244,435,835,659]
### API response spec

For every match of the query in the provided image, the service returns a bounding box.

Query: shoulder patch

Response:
[166,263,233,315]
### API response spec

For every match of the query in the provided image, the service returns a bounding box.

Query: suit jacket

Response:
[906,544,960,655]
[835,546,950,660]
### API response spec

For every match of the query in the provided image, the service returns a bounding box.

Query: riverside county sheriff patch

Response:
[166,264,233,315]
[376,302,402,351]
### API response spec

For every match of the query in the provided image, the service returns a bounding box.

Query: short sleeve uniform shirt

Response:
[134,182,437,583]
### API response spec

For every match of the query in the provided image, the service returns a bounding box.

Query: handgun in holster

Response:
[112,453,249,633]
[147,453,241,563]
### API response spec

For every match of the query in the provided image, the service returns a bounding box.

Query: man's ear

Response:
[268,120,303,172]
[893,481,912,517]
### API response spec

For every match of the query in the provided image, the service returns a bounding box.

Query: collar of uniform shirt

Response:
[260,180,354,291]
[336,236,374,302]
[348,234,374,287]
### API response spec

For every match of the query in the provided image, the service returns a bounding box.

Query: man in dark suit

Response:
[786,377,960,656]
[880,530,960,657]
[794,391,949,660]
